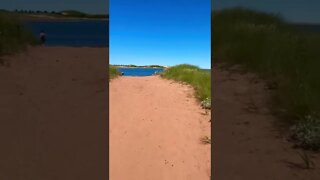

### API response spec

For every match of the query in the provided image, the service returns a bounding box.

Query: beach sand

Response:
[3,46,319,180]
[213,64,320,180]
[0,47,108,179]
[110,76,211,180]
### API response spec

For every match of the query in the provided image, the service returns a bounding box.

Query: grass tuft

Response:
[200,136,211,144]
[0,12,38,56]
[160,64,211,108]
[291,114,320,150]
[297,150,316,169]
[109,65,120,80]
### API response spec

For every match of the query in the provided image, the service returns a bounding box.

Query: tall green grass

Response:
[0,12,38,55]
[109,65,120,80]
[161,64,211,109]
[212,7,320,150]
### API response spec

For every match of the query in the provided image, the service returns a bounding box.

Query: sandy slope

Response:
[0,47,108,180]
[213,64,320,180]
[110,76,211,180]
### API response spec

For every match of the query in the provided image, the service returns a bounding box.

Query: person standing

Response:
[39,30,46,45]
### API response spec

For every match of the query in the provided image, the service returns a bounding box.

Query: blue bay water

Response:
[117,68,164,76]
[25,20,109,47]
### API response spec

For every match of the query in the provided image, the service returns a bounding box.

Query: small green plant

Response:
[297,150,315,169]
[200,136,211,144]
[201,98,211,109]
[291,114,320,151]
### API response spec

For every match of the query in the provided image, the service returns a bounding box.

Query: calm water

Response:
[25,20,108,47]
[118,68,164,76]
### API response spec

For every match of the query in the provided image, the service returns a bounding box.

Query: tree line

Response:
[14,9,60,14]
[12,9,109,19]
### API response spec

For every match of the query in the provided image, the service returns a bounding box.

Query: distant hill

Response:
[59,10,108,19]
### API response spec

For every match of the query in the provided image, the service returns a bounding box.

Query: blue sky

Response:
[110,0,211,69]
[0,0,108,14]
[213,0,320,24]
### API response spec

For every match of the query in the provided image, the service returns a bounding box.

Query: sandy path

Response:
[213,64,320,180]
[0,47,108,179]
[110,76,211,180]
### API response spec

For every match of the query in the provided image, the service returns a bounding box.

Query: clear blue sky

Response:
[0,0,108,14]
[110,0,211,69]
[213,0,320,24]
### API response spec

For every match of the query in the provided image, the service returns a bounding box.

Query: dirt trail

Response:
[213,64,320,180]
[110,76,211,180]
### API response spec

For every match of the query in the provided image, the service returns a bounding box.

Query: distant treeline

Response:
[10,9,108,19]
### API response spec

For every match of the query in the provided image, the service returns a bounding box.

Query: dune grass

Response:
[0,12,38,56]
[212,7,320,150]
[109,65,120,80]
[161,64,211,109]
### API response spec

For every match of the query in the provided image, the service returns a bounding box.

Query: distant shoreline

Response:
[115,66,165,69]
[0,10,108,22]
[112,65,210,70]
[19,14,108,22]
[112,65,166,69]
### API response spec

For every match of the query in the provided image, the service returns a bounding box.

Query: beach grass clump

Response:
[109,65,120,80]
[297,150,316,169]
[161,64,211,108]
[201,98,211,109]
[200,136,211,145]
[0,12,38,55]
[212,7,320,149]
[291,114,320,151]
